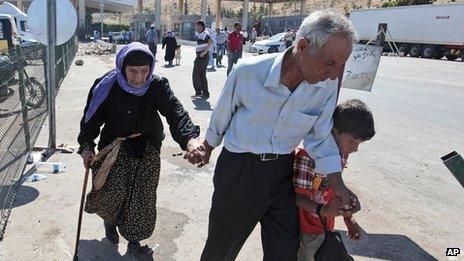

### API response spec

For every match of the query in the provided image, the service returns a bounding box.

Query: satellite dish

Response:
[27,0,77,45]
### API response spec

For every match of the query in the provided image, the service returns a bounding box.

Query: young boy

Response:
[294,99,376,261]
[175,45,182,65]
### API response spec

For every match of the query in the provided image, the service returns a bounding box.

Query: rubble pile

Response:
[77,40,116,56]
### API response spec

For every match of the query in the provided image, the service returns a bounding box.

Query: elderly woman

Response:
[162,30,178,67]
[78,42,202,255]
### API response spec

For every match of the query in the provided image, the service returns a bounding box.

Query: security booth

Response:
[0,14,19,51]
[130,14,156,43]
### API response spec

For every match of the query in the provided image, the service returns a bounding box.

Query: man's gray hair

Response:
[296,10,358,50]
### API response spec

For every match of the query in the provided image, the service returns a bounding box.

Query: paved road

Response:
[1,44,463,261]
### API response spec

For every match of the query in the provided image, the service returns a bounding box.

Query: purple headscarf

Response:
[84,42,156,123]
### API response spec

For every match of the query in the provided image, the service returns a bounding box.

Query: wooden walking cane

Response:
[73,167,90,261]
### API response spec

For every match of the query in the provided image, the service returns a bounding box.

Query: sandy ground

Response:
[0,44,463,261]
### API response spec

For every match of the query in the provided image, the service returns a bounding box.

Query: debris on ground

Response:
[26,173,47,182]
[27,152,43,164]
[77,40,116,56]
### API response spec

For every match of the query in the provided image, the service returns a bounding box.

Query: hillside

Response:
[100,0,464,25]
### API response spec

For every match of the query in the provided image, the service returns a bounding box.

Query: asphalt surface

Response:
[0,44,463,261]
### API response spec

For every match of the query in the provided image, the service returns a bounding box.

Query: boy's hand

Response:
[347,188,361,214]
[344,217,362,241]
[320,198,344,218]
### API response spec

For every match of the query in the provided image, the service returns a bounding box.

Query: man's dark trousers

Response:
[148,42,157,57]
[192,52,210,96]
[227,51,242,76]
[201,148,299,261]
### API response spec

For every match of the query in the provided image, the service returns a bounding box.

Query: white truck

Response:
[349,3,464,60]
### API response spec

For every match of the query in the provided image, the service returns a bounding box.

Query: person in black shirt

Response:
[162,30,178,67]
[77,42,203,256]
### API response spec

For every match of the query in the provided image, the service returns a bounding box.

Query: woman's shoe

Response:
[127,241,141,255]
[104,221,119,244]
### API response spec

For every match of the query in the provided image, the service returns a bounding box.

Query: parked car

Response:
[251,32,288,54]
[111,32,124,43]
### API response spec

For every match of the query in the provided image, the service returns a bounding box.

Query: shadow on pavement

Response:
[77,238,153,260]
[337,229,438,261]
[192,98,212,111]
[77,238,126,260]
[11,185,39,208]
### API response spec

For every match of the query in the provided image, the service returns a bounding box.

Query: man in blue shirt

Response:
[214,27,227,67]
[186,10,361,261]
[146,24,158,58]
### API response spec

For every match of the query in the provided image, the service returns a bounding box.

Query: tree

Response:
[344,3,350,13]
[237,8,243,18]
[250,3,267,21]
[367,0,373,9]
[381,0,435,8]
[85,8,92,27]
[351,1,362,9]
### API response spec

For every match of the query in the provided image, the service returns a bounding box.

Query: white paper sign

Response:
[342,44,382,91]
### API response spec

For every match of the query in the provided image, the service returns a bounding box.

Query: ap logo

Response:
[446,248,461,258]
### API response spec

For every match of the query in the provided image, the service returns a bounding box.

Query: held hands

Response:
[333,183,361,216]
[184,138,213,167]
[320,198,344,218]
[329,173,361,217]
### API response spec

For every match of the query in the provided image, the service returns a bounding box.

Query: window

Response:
[20,21,28,32]
[269,32,286,41]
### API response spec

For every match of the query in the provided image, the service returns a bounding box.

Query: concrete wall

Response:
[179,14,214,40]
[261,15,305,35]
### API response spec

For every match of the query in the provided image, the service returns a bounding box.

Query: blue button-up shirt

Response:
[215,31,227,45]
[146,29,157,44]
[205,50,342,175]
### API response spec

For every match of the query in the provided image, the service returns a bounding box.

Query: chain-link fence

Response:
[0,36,77,239]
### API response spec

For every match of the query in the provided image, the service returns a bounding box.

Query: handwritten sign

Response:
[342,44,382,91]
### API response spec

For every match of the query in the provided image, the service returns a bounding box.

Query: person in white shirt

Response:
[192,20,212,99]
[207,28,217,70]
[185,10,361,261]
[215,28,227,66]
[250,27,258,44]
[285,28,295,48]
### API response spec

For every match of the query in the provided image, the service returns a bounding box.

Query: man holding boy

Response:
[185,10,362,260]
[294,99,376,260]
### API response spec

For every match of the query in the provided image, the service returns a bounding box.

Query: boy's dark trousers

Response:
[201,148,299,261]
[192,52,210,96]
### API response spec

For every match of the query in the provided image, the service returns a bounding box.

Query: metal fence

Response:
[0,36,77,239]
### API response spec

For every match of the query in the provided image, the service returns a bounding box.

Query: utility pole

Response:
[46,0,57,151]
[100,0,104,36]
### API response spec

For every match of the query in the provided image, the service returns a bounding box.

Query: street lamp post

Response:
[100,0,104,37]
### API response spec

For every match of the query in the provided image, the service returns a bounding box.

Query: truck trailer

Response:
[349,3,464,60]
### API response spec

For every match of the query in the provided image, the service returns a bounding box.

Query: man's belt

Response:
[247,152,292,161]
